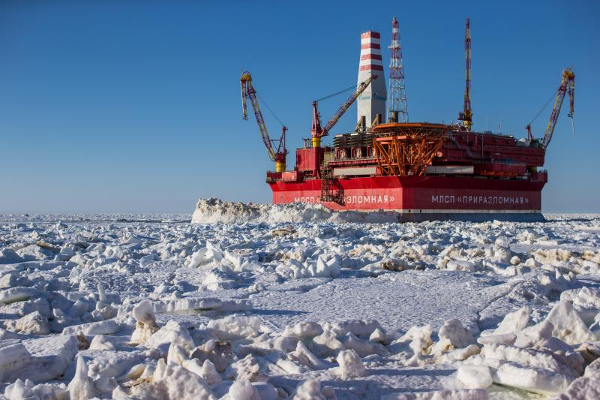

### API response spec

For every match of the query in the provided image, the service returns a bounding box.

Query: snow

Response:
[437,318,475,349]
[0,249,22,265]
[4,311,49,335]
[0,287,40,304]
[68,357,96,400]
[544,300,599,344]
[61,319,120,335]
[228,380,259,400]
[0,343,32,382]
[382,389,489,399]
[192,198,406,224]
[144,320,195,352]
[491,362,571,394]
[336,349,367,378]
[457,365,493,389]
[555,357,600,399]
[0,335,80,383]
[292,379,334,399]
[282,321,324,339]
[1,208,600,399]
[132,299,156,325]
[128,363,215,399]
[490,306,531,335]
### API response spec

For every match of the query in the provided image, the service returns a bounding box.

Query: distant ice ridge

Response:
[192,198,402,224]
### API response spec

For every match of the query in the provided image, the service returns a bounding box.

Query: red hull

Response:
[269,175,546,213]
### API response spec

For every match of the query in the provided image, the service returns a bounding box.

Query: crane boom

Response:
[240,71,287,172]
[458,18,472,130]
[541,68,575,149]
[311,76,375,148]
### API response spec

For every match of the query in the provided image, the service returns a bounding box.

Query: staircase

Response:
[320,169,345,205]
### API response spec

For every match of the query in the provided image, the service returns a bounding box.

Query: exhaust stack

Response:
[357,31,387,129]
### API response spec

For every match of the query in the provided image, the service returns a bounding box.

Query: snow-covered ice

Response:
[1,204,599,399]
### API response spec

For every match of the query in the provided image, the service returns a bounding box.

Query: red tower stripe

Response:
[359,65,384,71]
[361,44,381,50]
[361,54,382,61]
[361,31,381,39]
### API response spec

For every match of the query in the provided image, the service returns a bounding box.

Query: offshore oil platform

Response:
[240,18,575,221]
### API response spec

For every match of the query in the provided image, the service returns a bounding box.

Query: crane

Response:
[525,68,575,149]
[310,76,375,148]
[458,18,472,131]
[240,71,288,173]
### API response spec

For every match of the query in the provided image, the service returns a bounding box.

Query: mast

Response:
[387,16,408,123]
[458,18,472,130]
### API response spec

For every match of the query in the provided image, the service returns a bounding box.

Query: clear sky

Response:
[1,0,598,213]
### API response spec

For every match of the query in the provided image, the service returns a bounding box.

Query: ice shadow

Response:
[368,367,455,379]
[249,308,310,317]
[268,368,454,399]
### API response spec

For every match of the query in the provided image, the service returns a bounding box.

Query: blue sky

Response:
[0,0,598,213]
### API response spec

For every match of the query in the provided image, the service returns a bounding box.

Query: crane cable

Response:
[314,84,356,103]
[570,114,576,136]
[256,92,285,128]
[526,89,558,127]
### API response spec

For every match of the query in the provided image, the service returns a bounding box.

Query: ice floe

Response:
[0,209,599,399]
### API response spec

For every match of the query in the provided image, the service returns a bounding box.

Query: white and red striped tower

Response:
[357,31,387,129]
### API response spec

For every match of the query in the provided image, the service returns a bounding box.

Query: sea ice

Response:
[1,210,599,399]
[492,306,531,335]
[437,318,475,349]
[4,311,49,335]
[555,357,600,399]
[336,349,366,379]
[292,379,335,400]
[68,357,96,400]
[144,320,195,352]
[0,249,23,265]
[381,389,489,399]
[544,300,599,344]
[282,321,323,339]
[132,299,156,325]
[456,365,493,389]
[228,380,259,400]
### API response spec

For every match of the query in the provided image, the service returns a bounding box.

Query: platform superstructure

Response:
[240,18,575,221]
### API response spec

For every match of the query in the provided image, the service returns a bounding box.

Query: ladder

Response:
[320,169,345,205]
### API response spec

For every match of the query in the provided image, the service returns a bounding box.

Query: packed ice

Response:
[0,203,599,399]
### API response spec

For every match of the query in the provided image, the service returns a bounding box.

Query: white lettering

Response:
[295,193,530,207]
[427,193,532,207]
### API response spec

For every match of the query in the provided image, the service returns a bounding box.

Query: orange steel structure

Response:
[372,123,447,176]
